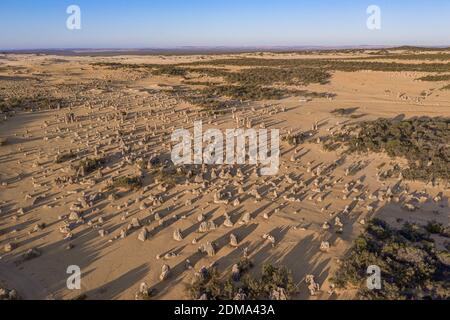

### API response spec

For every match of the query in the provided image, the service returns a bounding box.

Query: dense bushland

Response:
[332,219,450,300]
[187,260,296,300]
[323,117,450,182]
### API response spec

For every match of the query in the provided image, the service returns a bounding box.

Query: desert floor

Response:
[0,51,449,300]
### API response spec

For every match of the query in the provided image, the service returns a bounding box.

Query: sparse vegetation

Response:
[324,117,450,182]
[151,65,189,77]
[425,221,450,237]
[243,264,297,299]
[202,84,314,101]
[55,151,76,163]
[331,107,359,116]
[150,165,187,187]
[181,94,233,113]
[111,176,143,191]
[174,83,330,113]
[417,74,450,82]
[93,57,450,117]
[183,80,219,86]
[186,261,296,300]
[92,62,331,86]
[224,67,331,86]
[187,57,450,73]
[283,132,309,146]
[355,53,450,61]
[2,50,449,301]
[76,157,105,175]
[332,219,450,299]
[92,61,334,108]
[184,67,230,78]
[0,96,66,112]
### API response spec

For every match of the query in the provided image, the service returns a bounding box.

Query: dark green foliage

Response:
[92,63,227,78]
[237,256,254,273]
[331,107,359,116]
[354,53,450,61]
[182,94,231,112]
[202,85,309,101]
[94,50,450,76]
[183,67,230,78]
[171,86,233,113]
[183,80,218,86]
[92,58,450,122]
[0,95,66,112]
[186,263,296,300]
[425,221,450,238]
[322,142,341,152]
[187,58,450,73]
[388,46,450,52]
[224,67,331,86]
[399,222,431,242]
[283,132,308,146]
[417,74,450,82]
[175,84,329,113]
[326,117,450,182]
[187,268,232,300]
[151,65,188,77]
[111,176,143,191]
[76,157,105,174]
[91,62,143,70]
[55,152,76,163]
[92,61,333,105]
[243,264,296,299]
[205,85,331,101]
[332,219,450,300]
[92,62,330,86]
[150,165,186,187]
[91,62,183,77]
[0,96,6,113]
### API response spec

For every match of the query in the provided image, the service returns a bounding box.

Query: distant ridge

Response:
[1,45,449,56]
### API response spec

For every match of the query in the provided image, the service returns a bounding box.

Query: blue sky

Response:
[0,0,449,49]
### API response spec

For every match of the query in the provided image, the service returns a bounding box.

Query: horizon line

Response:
[2,44,450,56]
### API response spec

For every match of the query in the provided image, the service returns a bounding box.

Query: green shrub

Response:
[187,57,450,73]
[55,152,76,163]
[186,262,296,300]
[324,117,450,182]
[283,132,308,146]
[332,219,450,299]
[417,74,450,82]
[425,221,450,237]
[224,67,331,86]
[151,65,188,77]
[0,96,67,112]
[244,264,296,299]
[111,176,143,191]
[331,108,359,116]
[202,84,330,101]
[76,157,105,175]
